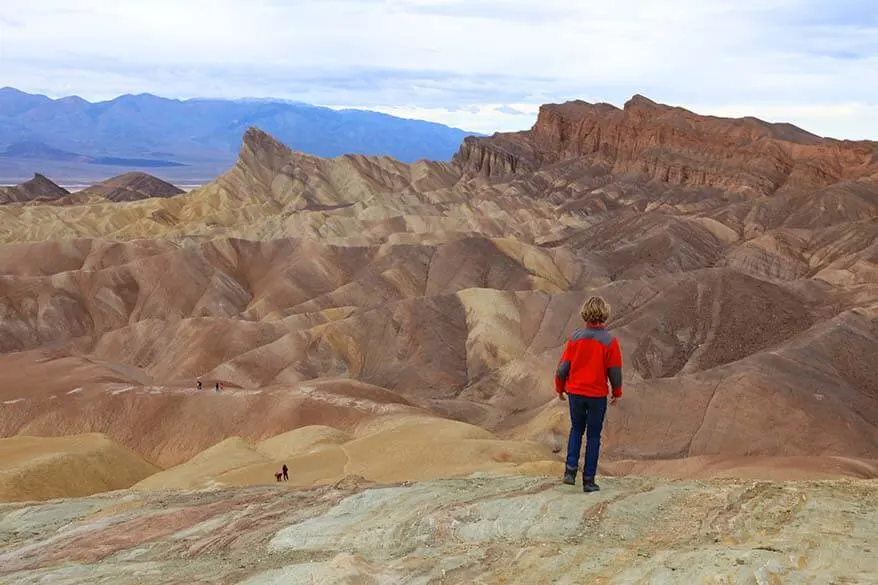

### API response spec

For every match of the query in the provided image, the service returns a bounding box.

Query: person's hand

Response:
[610,396,619,406]
[558,391,566,401]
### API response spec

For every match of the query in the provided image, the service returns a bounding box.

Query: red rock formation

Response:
[454,95,878,196]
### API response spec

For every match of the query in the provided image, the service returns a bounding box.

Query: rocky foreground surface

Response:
[0,474,875,584]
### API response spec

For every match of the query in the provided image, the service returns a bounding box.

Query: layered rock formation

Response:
[0,96,875,504]
[0,173,69,204]
[73,172,185,202]
[453,95,878,196]
[0,171,184,208]
[0,475,875,584]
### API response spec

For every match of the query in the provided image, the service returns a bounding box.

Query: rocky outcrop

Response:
[0,173,69,204]
[452,134,537,179]
[199,126,462,210]
[454,94,878,195]
[237,126,302,182]
[0,475,875,584]
[75,172,184,202]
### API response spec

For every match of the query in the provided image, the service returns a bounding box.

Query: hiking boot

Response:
[563,468,577,485]
[582,478,600,492]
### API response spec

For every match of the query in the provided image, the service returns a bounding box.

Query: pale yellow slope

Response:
[133,416,559,491]
[133,437,271,490]
[256,425,352,460]
[341,416,556,482]
[0,433,159,502]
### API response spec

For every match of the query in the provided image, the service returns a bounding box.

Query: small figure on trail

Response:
[275,471,283,482]
[220,382,225,391]
[282,464,289,481]
[196,379,202,391]
[554,296,623,493]
[215,382,220,393]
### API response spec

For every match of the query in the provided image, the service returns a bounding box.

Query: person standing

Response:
[282,464,289,481]
[554,296,623,492]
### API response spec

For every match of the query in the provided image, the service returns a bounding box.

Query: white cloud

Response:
[0,0,876,138]
[693,102,878,141]
[329,103,541,133]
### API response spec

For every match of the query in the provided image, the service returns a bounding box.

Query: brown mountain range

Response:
[71,171,185,202]
[0,95,875,503]
[0,171,186,208]
[0,173,70,204]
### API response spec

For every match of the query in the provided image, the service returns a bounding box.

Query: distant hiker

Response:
[282,464,289,481]
[275,471,283,482]
[215,382,220,393]
[196,379,202,391]
[555,296,623,493]
[220,382,225,391]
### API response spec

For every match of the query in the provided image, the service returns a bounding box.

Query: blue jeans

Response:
[565,394,608,479]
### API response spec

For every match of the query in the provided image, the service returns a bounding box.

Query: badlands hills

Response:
[0,95,876,508]
[0,171,184,206]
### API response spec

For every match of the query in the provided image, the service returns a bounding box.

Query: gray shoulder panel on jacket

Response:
[570,327,613,347]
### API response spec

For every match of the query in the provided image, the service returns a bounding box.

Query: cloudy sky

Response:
[1,0,876,137]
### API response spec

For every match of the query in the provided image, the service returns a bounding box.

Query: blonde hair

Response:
[580,296,611,324]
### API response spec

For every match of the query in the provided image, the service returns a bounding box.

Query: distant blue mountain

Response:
[0,87,480,180]
[0,140,183,167]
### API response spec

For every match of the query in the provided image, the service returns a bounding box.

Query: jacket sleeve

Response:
[555,340,572,394]
[606,337,623,397]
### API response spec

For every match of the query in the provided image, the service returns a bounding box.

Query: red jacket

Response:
[555,324,623,398]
